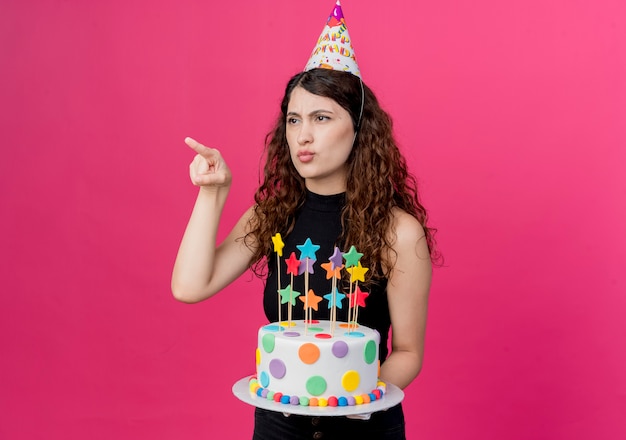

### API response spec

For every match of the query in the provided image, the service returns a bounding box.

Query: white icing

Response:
[257,320,380,399]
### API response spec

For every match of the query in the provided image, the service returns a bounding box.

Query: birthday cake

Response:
[246,235,387,407]
[250,320,386,407]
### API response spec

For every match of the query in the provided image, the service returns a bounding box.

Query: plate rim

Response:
[232,375,404,417]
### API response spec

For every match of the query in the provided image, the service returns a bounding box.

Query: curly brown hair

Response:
[246,68,437,280]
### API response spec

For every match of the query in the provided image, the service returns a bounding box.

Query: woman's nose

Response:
[297,122,313,145]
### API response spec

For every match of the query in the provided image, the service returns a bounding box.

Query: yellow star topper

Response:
[346,261,368,283]
[271,233,285,257]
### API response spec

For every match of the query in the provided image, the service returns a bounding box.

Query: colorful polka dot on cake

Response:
[306,376,327,396]
[259,371,270,387]
[298,343,320,364]
[332,340,349,358]
[262,333,275,352]
[269,359,286,379]
[364,340,377,364]
[341,370,360,392]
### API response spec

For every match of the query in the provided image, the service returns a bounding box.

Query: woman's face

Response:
[286,86,355,195]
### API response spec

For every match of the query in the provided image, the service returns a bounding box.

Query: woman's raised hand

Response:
[185,137,232,189]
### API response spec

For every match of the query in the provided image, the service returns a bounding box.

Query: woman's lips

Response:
[297,150,315,163]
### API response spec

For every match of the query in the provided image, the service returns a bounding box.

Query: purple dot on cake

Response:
[269,359,286,379]
[284,331,300,337]
[332,340,349,358]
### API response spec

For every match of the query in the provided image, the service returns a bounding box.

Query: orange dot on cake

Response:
[298,342,320,364]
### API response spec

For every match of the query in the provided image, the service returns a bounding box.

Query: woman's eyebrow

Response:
[286,109,334,117]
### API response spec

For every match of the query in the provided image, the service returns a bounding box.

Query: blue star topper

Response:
[296,238,320,261]
[323,288,346,309]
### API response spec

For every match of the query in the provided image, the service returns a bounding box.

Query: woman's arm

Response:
[379,209,432,389]
[171,137,256,303]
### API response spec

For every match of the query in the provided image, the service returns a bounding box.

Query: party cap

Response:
[304,1,361,78]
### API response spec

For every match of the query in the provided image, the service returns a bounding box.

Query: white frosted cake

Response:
[249,319,386,407]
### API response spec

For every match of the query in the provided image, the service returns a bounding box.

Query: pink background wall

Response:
[1,0,624,438]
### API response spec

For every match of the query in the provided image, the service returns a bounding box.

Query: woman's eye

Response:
[316,115,329,122]
[287,118,299,125]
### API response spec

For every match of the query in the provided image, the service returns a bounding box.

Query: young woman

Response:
[172,68,435,439]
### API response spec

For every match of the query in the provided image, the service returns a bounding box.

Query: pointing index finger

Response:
[185,137,214,156]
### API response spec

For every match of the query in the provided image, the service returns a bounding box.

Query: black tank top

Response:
[263,190,391,361]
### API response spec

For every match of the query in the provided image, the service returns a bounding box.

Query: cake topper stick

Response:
[322,246,344,335]
[279,283,301,328]
[284,252,301,327]
[304,259,311,327]
[347,262,369,331]
[343,246,363,332]
[301,259,311,330]
[332,278,337,335]
[347,274,355,331]
[331,270,340,335]
[348,283,370,331]
[324,285,346,335]
[349,285,356,327]
[346,276,358,332]
[299,289,323,331]
[328,273,338,336]
[272,233,285,325]
[296,238,320,333]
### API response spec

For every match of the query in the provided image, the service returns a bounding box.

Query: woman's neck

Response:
[304,177,346,195]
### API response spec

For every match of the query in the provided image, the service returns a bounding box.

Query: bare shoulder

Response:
[389,208,428,250]
[384,208,431,274]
